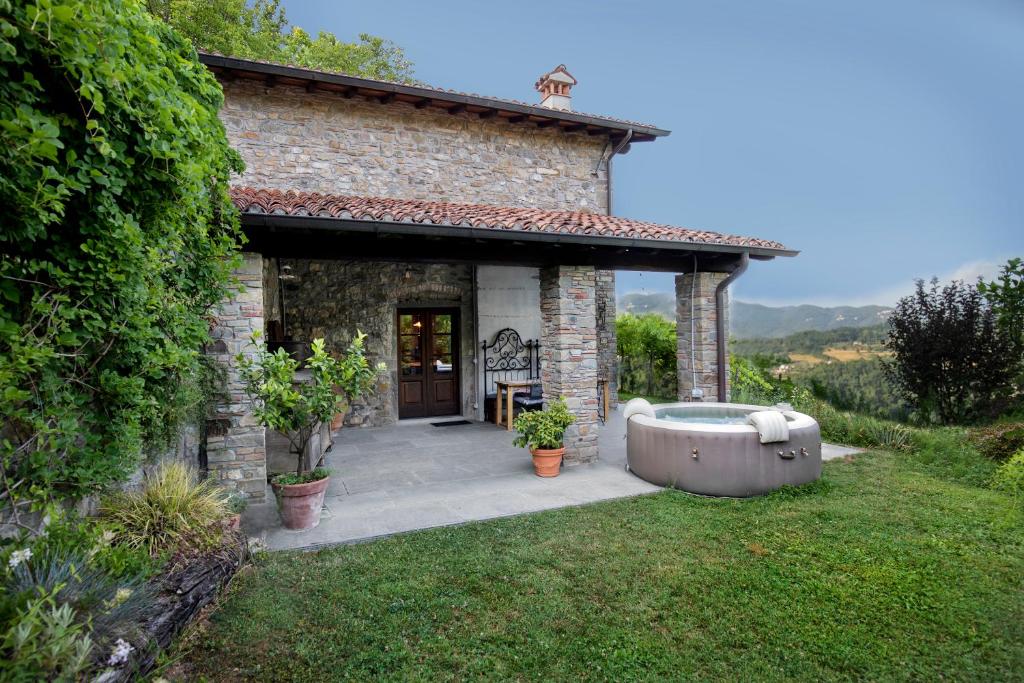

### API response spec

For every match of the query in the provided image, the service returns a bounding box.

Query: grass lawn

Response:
[175,452,1023,681]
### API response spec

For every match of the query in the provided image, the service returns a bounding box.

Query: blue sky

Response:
[285,0,1024,306]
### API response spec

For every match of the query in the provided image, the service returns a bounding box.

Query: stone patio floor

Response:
[243,406,862,551]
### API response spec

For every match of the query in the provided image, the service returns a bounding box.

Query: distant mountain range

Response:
[618,292,892,339]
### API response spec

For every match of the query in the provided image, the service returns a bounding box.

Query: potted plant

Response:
[238,331,384,530]
[512,397,576,477]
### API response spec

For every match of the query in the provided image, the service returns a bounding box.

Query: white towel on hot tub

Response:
[747,410,789,443]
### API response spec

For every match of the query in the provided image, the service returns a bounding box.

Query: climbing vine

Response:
[0,0,243,515]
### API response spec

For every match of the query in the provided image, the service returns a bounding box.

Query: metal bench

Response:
[481,328,540,422]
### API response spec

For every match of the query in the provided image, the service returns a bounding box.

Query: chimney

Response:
[535,65,577,111]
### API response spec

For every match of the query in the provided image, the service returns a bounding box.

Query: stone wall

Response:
[539,266,599,464]
[218,79,609,212]
[206,253,267,501]
[595,269,618,404]
[675,272,729,402]
[278,260,475,427]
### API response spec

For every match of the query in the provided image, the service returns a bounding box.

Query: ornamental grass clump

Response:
[100,461,231,558]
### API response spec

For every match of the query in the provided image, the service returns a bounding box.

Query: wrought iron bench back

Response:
[481,328,540,397]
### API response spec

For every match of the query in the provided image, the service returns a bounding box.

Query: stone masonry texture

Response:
[278,260,476,428]
[540,266,599,464]
[206,253,267,501]
[218,79,609,212]
[676,272,730,402]
[595,269,618,405]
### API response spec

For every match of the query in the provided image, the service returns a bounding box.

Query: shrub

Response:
[0,0,243,513]
[992,450,1024,503]
[885,278,1015,424]
[512,398,576,450]
[100,462,231,558]
[0,589,93,682]
[968,422,1024,461]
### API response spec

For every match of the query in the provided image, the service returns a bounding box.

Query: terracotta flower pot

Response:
[272,475,330,530]
[530,446,564,477]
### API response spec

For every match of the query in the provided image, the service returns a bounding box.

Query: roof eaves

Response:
[199,52,671,140]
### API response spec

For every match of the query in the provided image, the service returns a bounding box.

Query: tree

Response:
[238,334,384,481]
[0,0,242,510]
[616,314,676,398]
[978,257,1024,377]
[146,0,414,82]
[885,278,1014,424]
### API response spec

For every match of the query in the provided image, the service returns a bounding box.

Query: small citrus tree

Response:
[238,333,384,482]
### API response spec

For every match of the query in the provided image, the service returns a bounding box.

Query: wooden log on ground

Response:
[94,530,248,682]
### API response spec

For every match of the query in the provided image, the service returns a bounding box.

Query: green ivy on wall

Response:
[0,0,243,510]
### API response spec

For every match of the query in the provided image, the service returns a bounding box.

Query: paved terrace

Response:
[243,408,860,551]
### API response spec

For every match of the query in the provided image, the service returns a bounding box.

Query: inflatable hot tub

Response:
[624,399,821,497]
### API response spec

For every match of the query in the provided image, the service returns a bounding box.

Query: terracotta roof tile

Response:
[230,187,790,252]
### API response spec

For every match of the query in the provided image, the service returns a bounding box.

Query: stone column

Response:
[205,252,267,501]
[595,269,618,405]
[540,265,599,464]
[675,271,730,402]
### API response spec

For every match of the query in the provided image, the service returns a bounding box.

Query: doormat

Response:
[431,420,473,427]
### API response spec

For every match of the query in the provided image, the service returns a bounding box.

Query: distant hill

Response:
[617,292,892,339]
[730,302,893,339]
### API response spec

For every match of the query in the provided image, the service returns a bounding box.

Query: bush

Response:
[992,450,1024,503]
[968,422,1024,461]
[0,0,243,511]
[100,462,231,558]
[512,398,576,450]
[885,278,1015,424]
[0,589,94,682]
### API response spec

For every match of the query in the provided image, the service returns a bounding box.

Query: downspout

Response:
[599,129,633,215]
[716,252,749,401]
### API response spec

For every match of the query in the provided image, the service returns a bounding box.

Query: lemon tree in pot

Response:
[512,397,576,477]
[239,332,384,530]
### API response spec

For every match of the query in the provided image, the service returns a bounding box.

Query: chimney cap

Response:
[535,64,577,91]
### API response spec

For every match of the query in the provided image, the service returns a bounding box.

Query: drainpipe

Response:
[596,129,633,215]
[715,252,749,401]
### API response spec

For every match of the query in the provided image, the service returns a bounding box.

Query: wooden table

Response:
[494,379,609,429]
[494,380,540,430]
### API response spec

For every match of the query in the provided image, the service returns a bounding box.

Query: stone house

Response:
[200,54,795,501]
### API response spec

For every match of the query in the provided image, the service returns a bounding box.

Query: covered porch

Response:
[205,188,795,503]
[244,408,659,550]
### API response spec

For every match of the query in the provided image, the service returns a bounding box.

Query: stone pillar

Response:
[675,272,730,402]
[595,269,618,405]
[205,252,267,501]
[540,265,599,464]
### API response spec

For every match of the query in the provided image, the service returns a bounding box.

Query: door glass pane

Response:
[432,335,453,373]
[400,335,422,376]
[432,314,452,334]
[400,313,424,335]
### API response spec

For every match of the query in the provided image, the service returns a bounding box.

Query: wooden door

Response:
[397,308,459,418]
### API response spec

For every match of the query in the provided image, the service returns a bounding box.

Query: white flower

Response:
[8,548,31,569]
[107,638,134,666]
[101,529,116,544]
